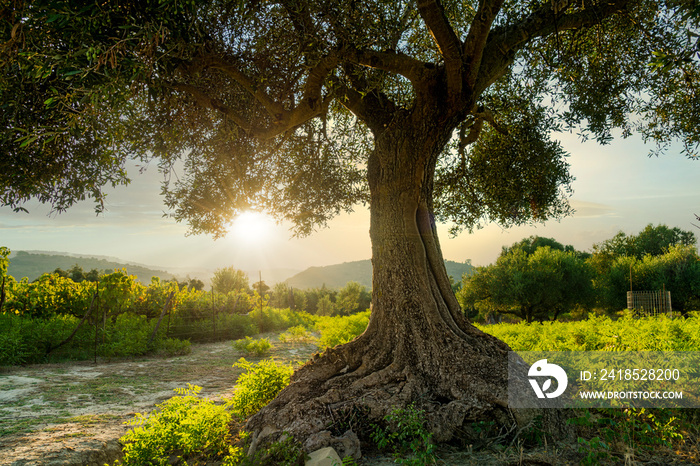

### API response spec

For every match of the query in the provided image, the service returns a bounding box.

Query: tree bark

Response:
[245,117,567,458]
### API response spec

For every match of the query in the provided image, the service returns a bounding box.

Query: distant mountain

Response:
[445,260,476,282]
[7,251,175,283]
[285,260,372,289]
[284,259,474,290]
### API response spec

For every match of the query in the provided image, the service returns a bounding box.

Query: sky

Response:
[1,130,698,280]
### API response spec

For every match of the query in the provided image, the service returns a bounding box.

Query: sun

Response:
[230,211,275,245]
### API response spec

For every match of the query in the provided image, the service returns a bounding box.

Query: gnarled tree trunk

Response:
[245,116,562,458]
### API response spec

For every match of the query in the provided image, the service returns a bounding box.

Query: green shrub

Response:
[316,311,370,349]
[477,314,700,352]
[248,308,317,334]
[569,408,685,465]
[218,313,259,340]
[229,358,293,420]
[155,337,191,357]
[232,336,273,356]
[101,314,154,358]
[278,325,315,343]
[0,328,28,366]
[118,384,238,466]
[371,403,436,465]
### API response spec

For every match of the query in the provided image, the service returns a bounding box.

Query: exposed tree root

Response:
[244,320,570,459]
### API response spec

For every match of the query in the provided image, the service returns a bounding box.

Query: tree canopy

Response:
[590,223,698,272]
[459,240,594,322]
[2,1,697,234]
[211,266,249,293]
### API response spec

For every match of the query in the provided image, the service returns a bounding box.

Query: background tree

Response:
[590,224,697,272]
[316,294,335,317]
[595,244,700,314]
[459,243,594,322]
[252,279,270,296]
[185,277,205,292]
[2,0,700,454]
[334,281,370,316]
[501,235,591,258]
[210,266,249,294]
[301,286,336,315]
[269,282,305,311]
[590,224,700,313]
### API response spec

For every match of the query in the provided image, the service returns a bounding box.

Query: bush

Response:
[101,314,155,358]
[218,313,259,340]
[477,314,700,352]
[0,328,28,366]
[278,325,315,343]
[232,336,273,356]
[229,358,293,420]
[371,403,436,465]
[118,384,237,466]
[248,308,317,334]
[155,338,191,357]
[316,311,370,349]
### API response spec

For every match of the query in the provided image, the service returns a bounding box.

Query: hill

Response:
[7,251,175,283]
[284,259,474,290]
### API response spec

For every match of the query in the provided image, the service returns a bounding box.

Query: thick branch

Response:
[176,52,341,139]
[333,78,395,132]
[474,106,509,135]
[459,106,508,148]
[494,0,631,57]
[462,0,505,88]
[343,47,429,84]
[475,0,631,94]
[416,0,463,101]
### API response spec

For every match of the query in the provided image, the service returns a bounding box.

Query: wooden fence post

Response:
[0,276,5,314]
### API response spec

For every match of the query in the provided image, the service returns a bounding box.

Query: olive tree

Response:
[459,244,594,322]
[2,0,699,454]
[211,266,249,294]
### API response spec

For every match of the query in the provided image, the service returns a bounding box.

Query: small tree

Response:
[211,267,249,294]
[252,280,270,296]
[316,295,335,317]
[187,278,205,292]
[68,264,86,283]
[334,281,370,316]
[460,245,594,322]
[595,244,700,314]
[591,224,697,272]
[269,282,291,309]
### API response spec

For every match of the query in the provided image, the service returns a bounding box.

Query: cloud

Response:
[569,200,617,219]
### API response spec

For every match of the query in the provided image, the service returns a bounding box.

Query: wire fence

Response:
[627,290,673,317]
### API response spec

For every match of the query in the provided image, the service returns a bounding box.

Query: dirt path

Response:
[0,336,318,466]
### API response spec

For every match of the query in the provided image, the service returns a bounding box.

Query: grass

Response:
[0,414,72,437]
[68,413,122,425]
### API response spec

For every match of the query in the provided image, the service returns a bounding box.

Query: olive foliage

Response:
[1,1,697,237]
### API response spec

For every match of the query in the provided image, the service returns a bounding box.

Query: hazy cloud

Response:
[569,200,617,219]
